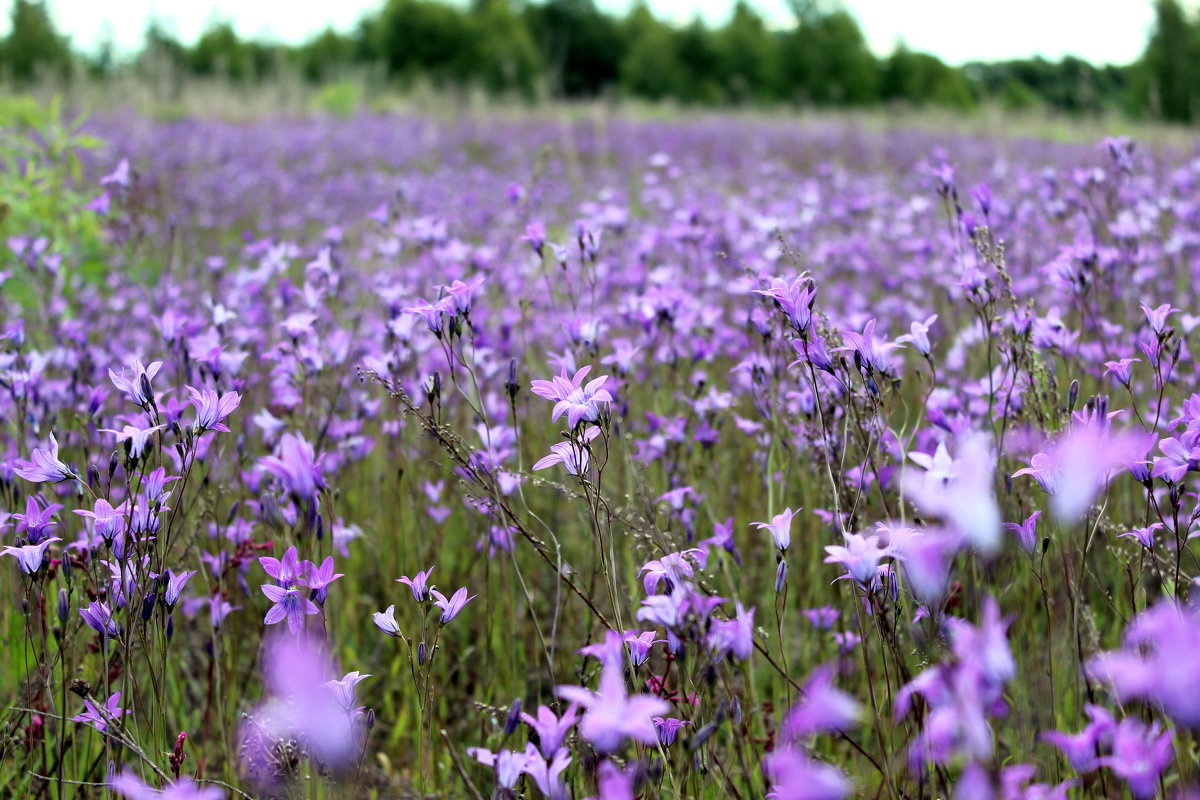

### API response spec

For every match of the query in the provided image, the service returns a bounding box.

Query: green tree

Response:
[523,0,623,97]
[0,0,71,83]
[364,0,474,86]
[882,45,974,109]
[1136,0,1198,122]
[779,2,879,105]
[468,0,543,97]
[619,3,685,101]
[716,1,779,102]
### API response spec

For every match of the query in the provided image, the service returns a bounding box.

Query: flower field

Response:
[3,109,1200,799]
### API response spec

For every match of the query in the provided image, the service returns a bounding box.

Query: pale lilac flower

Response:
[653,716,690,746]
[1,536,60,575]
[397,566,435,601]
[1040,704,1115,772]
[763,746,851,800]
[324,671,371,717]
[108,359,162,407]
[75,498,125,545]
[1099,718,1173,799]
[1141,302,1179,335]
[15,433,75,483]
[781,664,861,739]
[187,386,242,433]
[530,365,613,428]
[79,600,120,638]
[431,586,475,624]
[1119,523,1163,550]
[824,532,888,586]
[556,657,669,753]
[1002,510,1041,553]
[259,433,325,504]
[373,604,401,637]
[261,584,320,636]
[110,772,225,800]
[72,691,130,733]
[752,507,798,552]
[897,314,938,356]
[162,569,196,609]
[100,425,164,460]
[521,703,579,757]
[532,426,601,475]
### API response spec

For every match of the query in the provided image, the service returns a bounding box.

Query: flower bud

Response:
[57,588,70,625]
[775,559,788,593]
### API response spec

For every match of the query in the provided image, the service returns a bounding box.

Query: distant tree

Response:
[523,0,624,97]
[716,1,779,102]
[293,28,356,83]
[467,0,543,97]
[779,2,878,105]
[189,22,253,81]
[364,0,474,85]
[619,3,685,101]
[882,45,974,109]
[0,0,71,83]
[1136,0,1199,122]
[675,18,723,103]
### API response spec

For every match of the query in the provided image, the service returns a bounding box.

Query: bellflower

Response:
[72,691,130,733]
[397,566,435,601]
[259,433,325,504]
[1099,719,1173,799]
[529,365,613,428]
[1,536,60,576]
[521,703,579,757]
[1002,510,1041,553]
[262,584,320,635]
[12,496,61,543]
[187,385,242,433]
[79,600,120,638]
[752,507,798,552]
[15,433,76,483]
[781,664,861,739]
[108,359,162,407]
[431,586,475,624]
[763,746,852,800]
[110,772,226,800]
[372,604,401,637]
[556,657,669,753]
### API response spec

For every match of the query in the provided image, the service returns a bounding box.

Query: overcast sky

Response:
[4,0,1157,66]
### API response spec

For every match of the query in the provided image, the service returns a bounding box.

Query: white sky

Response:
[3,0,1158,66]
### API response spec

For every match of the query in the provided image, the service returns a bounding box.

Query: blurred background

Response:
[0,0,1193,126]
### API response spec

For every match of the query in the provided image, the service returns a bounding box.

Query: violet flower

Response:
[72,691,130,733]
[431,586,475,624]
[1,536,60,576]
[397,566,435,601]
[556,657,669,753]
[261,584,320,636]
[14,433,76,483]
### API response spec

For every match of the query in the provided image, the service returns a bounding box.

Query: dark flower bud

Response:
[57,588,70,625]
[506,359,519,402]
[61,555,72,581]
[87,464,100,488]
[1042,536,1051,555]
[226,502,241,524]
[504,698,522,736]
[775,559,788,593]
[689,721,718,752]
[1067,380,1079,412]
[108,451,120,481]
[365,708,376,730]
[315,513,325,541]
[166,613,174,641]
[417,641,427,665]
[140,374,155,408]
[141,592,158,621]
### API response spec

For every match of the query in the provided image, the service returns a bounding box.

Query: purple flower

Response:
[803,607,840,629]
[752,507,797,552]
[1099,718,1173,799]
[187,385,242,433]
[12,496,61,543]
[324,670,371,717]
[307,556,343,604]
[372,604,401,636]
[1039,704,1115,772]
[1,536,60,575]
[531,426,600,475]
[529,365,613,428]
[75,498,125,545]
[259,546,306,588]
[162,568,197,609]
[397,566,435,601]
[261,584,320,636]
[1002,510,1041,553]
[824,532,888,586]
[556,657,669,753]
[72,691,130,733]
[653,716,690,746]
[897,314,938,356]
[108,358,162,407]
[15,433,76,483]
[753,275,816,334]
[1088,600,1200,727]
[781,664,861,739]
[833,318,901,377]
[1118,523,1163,550]
[521,703,579,757]
[79,600,120,638]
[110,772,225,800]
[466,746,524,790]
[100,424,164,460]
[762,746,851,800]
[1152,434,1200,482]
[1141,302,1179,335]
[431,586,475,624]
[622,630,662,667]
[521,745,571,800]
[1104,357,1140,386]
[259,433,325,504]
[707,601,755,661]
[522,222,546,256]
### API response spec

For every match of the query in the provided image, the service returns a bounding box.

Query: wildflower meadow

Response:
[4,107,1200,800]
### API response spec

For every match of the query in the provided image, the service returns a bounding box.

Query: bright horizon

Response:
[2,0,1157,67]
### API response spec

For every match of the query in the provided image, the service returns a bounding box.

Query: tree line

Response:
[0,0,1195,120]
